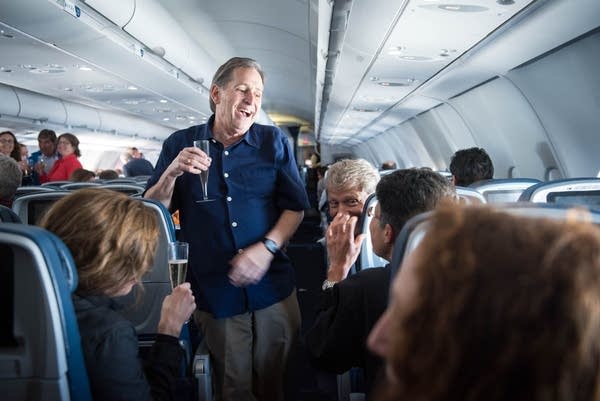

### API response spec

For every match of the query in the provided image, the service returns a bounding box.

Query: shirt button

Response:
[224,150,229,156]
[232,222,238,227]
[227,196,232,202]
[224,172,229,178]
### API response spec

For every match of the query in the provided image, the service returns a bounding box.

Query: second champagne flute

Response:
[193,139,214,202]
[167,241,188,289]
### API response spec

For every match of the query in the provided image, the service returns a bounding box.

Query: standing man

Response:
[145,57,310,401]
[122,151,154,177]
[29,129,59,185]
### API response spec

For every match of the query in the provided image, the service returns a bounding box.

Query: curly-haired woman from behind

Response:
[368,204,600,401]
[41,188,196,400]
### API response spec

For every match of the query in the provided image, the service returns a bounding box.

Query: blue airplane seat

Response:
[389,203,600,283]
[0,223,91,401]
[469,178,541,203]
[11,191,71,225]
[355,193,388,273]
[117,198,176,335]
[518,177,600,209]
[116,198,201,384]
[454,186,486,204]
[98,183,146,196]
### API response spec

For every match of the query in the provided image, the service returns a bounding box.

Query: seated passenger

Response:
[0,155,22,208]
[325,158,380,223]
[449,147,494,186]
[368,204,600,401]
[98,169,119,180]
[39,133,83,183]
[69,168,96,182]
[306,168,455,396]
[40,188,196,401]
[29,129,59,185]
[0,130,20,161]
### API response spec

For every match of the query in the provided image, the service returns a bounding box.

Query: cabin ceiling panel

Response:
[192,0,316,130]
[0,0,213,138]
[318,0,538,147]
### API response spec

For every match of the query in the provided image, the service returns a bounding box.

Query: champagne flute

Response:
[38,155,46,173]
[193,139,214,202]
[167,241,188,289]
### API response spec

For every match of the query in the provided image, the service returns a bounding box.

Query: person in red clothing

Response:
[39,133,83,183]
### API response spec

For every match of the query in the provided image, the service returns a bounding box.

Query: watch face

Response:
[263,238,279,254]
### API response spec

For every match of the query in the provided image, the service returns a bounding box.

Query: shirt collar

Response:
[205,115,261,149]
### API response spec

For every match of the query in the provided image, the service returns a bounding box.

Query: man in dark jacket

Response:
[122,149,155,177]
[306,168,455,397]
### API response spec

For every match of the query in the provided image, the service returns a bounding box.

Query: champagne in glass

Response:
[193,139,214,202]
[167,241,189,288]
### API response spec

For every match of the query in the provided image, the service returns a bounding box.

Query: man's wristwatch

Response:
[262,238,280,254]
[322,279,338,291]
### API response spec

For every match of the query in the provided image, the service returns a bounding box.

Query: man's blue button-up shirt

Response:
[147,117,310,318]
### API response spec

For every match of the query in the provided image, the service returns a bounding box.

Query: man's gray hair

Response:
[209,57,265,113]
[0,155,22,201]
[326,158,380,195]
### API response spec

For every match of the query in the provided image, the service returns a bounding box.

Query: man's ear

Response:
[210,84,220,105]
[452,175,457,185]
[384,223,395,245]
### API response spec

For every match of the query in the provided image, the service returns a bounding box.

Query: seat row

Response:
[0,191,212,400]
[356,177,600,273]
[16,180,147,197]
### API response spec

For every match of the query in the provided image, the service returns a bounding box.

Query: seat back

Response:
[41,181,72,188]
[470,178,541,203]
[0,205,22,223]
[455,186,486,204]
[11,191,71,225]
[117,198,176,335]
[0,223,91,400]
[15,185,57,198]
[389,203,600,281]
[99,183,145,196]
[518,178,600,209]
[60,182,102,190]
[355,193,388,272]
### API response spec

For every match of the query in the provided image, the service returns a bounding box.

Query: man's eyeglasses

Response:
[328,198,361,209]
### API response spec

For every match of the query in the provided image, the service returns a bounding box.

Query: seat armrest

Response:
[193,344,213,401]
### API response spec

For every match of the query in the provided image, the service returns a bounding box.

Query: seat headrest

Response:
[0,223,78,292]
